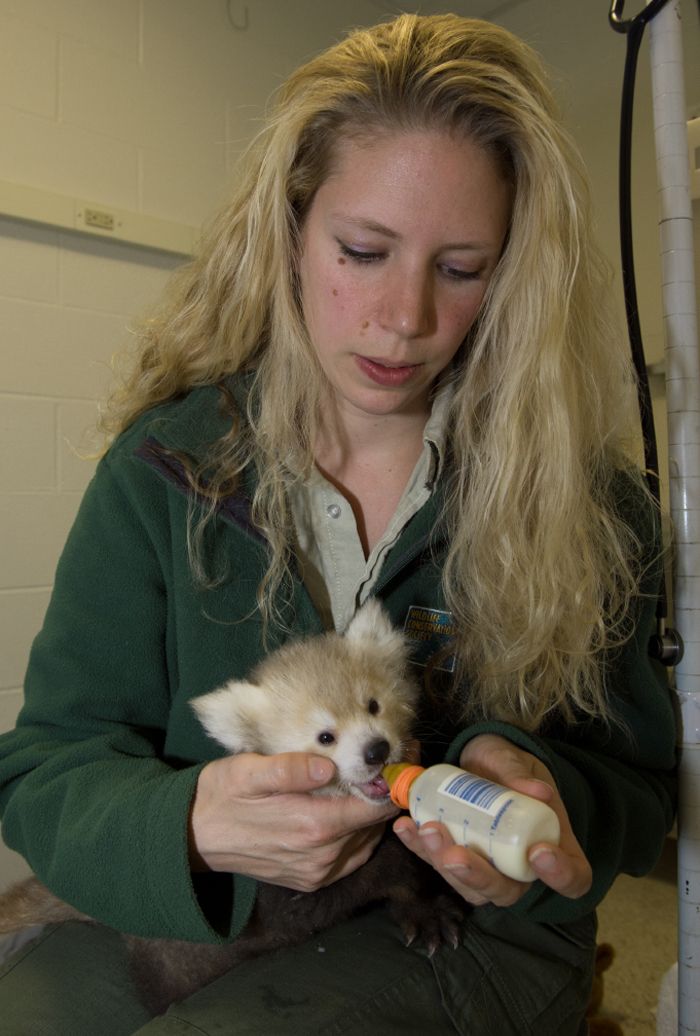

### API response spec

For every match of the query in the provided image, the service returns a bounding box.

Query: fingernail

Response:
[419,829,442,852]
[309,757,334,782]
[443,863,469,875]
[529,848,557,872]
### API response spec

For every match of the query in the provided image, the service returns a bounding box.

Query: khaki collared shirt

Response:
[290,383,452,632]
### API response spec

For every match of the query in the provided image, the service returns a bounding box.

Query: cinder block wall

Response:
[0,0,380,890]
[0,223,181,885]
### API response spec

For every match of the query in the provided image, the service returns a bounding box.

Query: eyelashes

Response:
[336,240,482,282]
[338,241,382,264]
[439,265,481,282]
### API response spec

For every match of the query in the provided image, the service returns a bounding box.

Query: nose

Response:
[378,266,434,339]
[364,738,390,766]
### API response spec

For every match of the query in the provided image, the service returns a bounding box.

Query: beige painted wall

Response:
[0,0,380,888]
[1,0,698,889]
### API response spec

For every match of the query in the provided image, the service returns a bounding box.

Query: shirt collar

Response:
[422,378,454,486]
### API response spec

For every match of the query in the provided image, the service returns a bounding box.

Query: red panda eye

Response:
[368,699,380,715]
[318,731,335,745]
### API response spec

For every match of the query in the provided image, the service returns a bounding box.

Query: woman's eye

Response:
[338,242,384,264]
[441,264,481,282]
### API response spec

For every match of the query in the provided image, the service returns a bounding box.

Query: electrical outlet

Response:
[83,207,115,231]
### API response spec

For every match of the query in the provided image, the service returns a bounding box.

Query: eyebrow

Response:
[331,213,493,252]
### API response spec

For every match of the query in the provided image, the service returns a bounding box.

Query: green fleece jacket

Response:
[0,383,677,945]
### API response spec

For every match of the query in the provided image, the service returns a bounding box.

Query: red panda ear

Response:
[191,681,271,754]
[345,599,407,659]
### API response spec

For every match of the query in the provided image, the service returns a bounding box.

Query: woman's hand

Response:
[392,733,592,907]
[188,752,398,891]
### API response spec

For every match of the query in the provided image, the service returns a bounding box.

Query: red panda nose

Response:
[364,739,390,766]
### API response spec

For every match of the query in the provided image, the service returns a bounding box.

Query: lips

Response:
[355,773,391,800]
[355,355,420,387]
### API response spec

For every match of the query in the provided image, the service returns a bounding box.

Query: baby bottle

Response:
[383,762,560,882]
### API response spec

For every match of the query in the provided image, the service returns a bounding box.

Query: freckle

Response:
[332,289,338,296]
[361,321,369,329]
[337,257,346,265]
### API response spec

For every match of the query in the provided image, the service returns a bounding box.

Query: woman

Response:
[0,13,676,1035]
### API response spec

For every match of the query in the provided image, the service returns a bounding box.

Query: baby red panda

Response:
[193,597,417,800]
[0,600,464,1016]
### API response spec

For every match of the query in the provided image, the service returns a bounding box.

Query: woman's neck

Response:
[314,405,430,556]
[315,395,430,470]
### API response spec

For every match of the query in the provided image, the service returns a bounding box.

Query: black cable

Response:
[609,0,671,33]
[613,17,661,509]
[608,1,684,663]
[609,0,669,514]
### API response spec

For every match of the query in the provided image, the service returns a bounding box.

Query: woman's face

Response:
[298,129,511,425]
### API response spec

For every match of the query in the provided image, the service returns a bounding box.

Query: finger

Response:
[522,782,593,900]
[441,846,529,907]
[481,748,545,789]
[320,823,387,886]
[508,776,556,803]
[267,819,390,892]
[225,752,337,797]
[528,843,593,899]
[394,819,528,908]
[433,828,530,907]
[460,735,553,790]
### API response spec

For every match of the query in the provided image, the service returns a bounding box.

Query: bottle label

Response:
[438,772,512,818]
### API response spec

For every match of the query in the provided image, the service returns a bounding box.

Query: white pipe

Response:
[647,1,700,1032]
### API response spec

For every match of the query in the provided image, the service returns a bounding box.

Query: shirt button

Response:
[327,504,341,519]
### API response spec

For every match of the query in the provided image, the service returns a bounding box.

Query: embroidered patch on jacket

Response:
[403,606,456,673]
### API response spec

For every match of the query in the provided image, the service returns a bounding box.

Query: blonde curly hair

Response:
[101,14,651,730]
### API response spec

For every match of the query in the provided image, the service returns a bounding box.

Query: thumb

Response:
[461,735,552,796]
[232,751,337,798]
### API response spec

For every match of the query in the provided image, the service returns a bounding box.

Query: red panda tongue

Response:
[358,774,390,800]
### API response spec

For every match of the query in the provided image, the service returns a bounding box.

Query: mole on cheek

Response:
[332,289,338,296]
[337,257,346,265]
